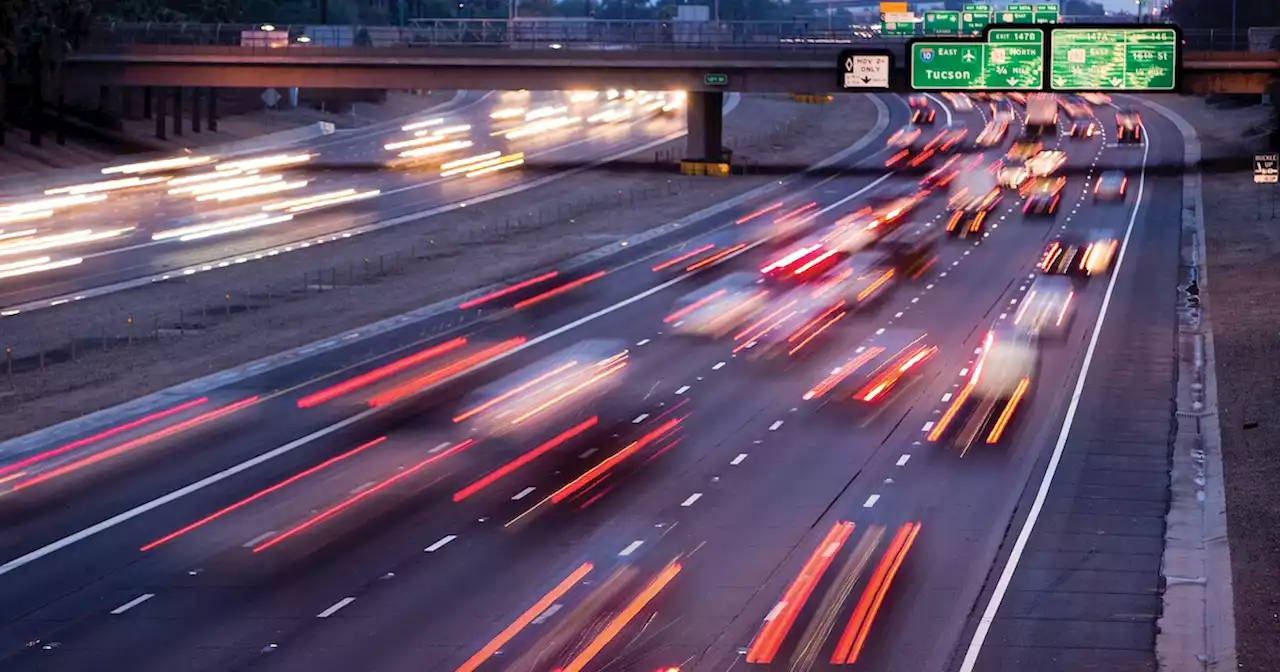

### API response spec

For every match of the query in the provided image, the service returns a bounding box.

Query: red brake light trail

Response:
[252,439,475,553]
[686,243,747,272]
[803,347,885,401]
[561,561,683,672]
[513,270,606,310]
[830,522,922,665]
[776,201,819,223]
[549,417,682,504]
[735,201,785,225]
[458,271,559,310]
[453,416,597,502]
[368,337,526,407]
[13,396,259,493]
[140,436,388,552]
[663,289,727,324]
[746,521,856,664]
[986,377,1030,443]
[452,360,580,423]
[652,243,715,272]
[0,397,209,478]
[297,337,468,408]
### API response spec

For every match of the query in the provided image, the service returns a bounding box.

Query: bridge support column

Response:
[171,86,183,137]
[191,87,202,133]
[154,88,166,140]
[207,88,218,132]
[121,88,133,119]
[685,91,725,162]
[142,87,152,120]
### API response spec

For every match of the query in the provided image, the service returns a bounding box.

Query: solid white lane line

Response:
[110,593,155,615]
[317,597,356,618]
[425,535,457,552]
[731,453,748,465]
[959,110,1153,672]
[512,487,536,501]
[619,541,644,556]
[681,493,703,507]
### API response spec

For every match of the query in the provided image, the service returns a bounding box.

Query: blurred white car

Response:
[667,273,768,338]
[1012,276,1075,337]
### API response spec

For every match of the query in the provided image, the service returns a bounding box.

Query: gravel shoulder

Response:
[0,93,880,440]
[1149,94,1279,672]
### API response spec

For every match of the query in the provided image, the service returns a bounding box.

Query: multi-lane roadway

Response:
[0,91,1180,672]
[0,89,699,312]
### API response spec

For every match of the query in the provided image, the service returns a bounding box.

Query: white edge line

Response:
[958,104,1152,672]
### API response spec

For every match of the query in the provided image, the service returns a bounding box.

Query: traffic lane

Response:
[0,111,692,307]
[961,100,1183,672]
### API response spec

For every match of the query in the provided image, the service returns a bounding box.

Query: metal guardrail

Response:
[80,20,1248,53]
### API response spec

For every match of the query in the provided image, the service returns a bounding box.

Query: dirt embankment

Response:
[0,93,882,440]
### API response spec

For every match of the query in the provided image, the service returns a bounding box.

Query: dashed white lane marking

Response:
[999,312,1008,319]
[973,348,983,355]
[960,368,970,377]
[896,455,911,467]
[632,413,650,424]
[875,328,886,335]
[894,312,904,318]
[940,272,948,277]
[580,448,598,459]
[769,421,784,431]
[636,339,650,346]
[110,593,155,615]
[675,385,690,395]
[243,530,277,548]
[713,361,726,370]
[619,541,644,556]
[317,597,356,619]
[731,453,748,465]
[942,392,953,402]
[863,494,881,508]
[532,603,562,625]
[926,284,935,290]
[425,535,457,552]
[350,480,376,495]
[911,297,920,303]
[512,486,536,501]
[922,421,936,432]
[681,493,703,507]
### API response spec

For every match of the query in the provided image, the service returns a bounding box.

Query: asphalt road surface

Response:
[0,93,1180,672]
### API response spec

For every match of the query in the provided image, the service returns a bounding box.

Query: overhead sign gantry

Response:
[905,23,1183,94]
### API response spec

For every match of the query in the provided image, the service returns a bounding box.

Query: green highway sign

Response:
[924,10,961,36]
[909,28,1045,91]
[704,73,728,86]
[961,4,992,36]
[999,3,1035,23]
[882,13,917,37]
[1034,3,1059,23]
[1049,27,1179,91]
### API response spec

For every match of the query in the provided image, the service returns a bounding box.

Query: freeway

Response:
[0,88,698,312]
[0,91,1178,671]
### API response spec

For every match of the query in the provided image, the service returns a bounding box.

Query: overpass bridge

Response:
[64,20,1277,160]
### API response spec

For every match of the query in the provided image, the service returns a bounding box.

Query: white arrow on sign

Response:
[1109,77,1123,86]
[843,54,890,89]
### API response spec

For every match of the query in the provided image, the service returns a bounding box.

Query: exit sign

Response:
[704,73,728,86]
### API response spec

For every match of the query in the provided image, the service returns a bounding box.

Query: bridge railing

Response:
[81,20,1246,53]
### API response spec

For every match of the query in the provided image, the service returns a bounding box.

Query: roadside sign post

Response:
[961,4,992,36]
[1048,26,1179,91]
[924,11,961,36]
[909,28,1045,91]
[1255,153,1278,219]
[998,3,1035,23]
[839,50,893,91]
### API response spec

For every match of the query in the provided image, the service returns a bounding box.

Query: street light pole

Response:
[1231,0,1238,50]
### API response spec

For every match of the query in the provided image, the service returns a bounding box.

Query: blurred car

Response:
[810,250,900,306]
[1040,230,1119,277]
[943,93,974,112]
[1022,176,1066,216]
[975,120,1009,147]
[945,185,1003,237]
[929,325,1038,446]
[1094,170,1128,201]
[933,124,968,153]
[991,101,1016,123]
[1068,119,1098,139]
[458,339,629,437]
[1007,92,1028,106]
[876,224,943,278]
[1060,95,1092,119]
[1026,150,1067,177]
[1007,139,1043,162]
[1116,107,1143,144]
[908,94,930,108]
[995,160,1031,191]
[911,107,937,125]
[1080,93,1112,106]
[920,154,963,189]
[888,125,925,150]
[742,287,847,360]
[1012,275,1075,337]
[803,329,938,404]
[867,182,926,208]
[761,239,846,282]
[668,272,769,337]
